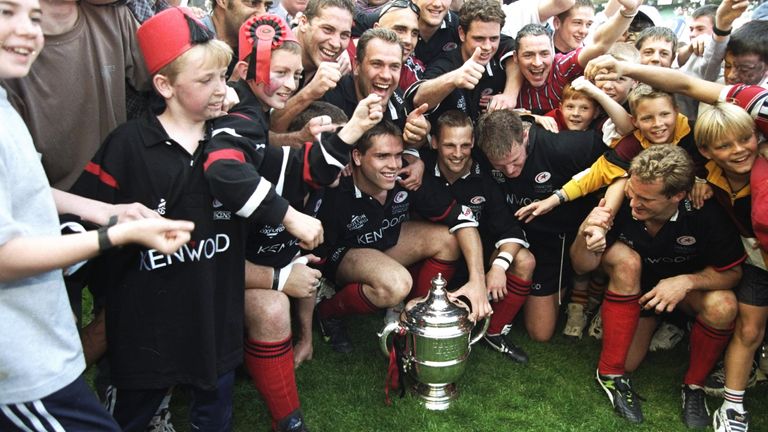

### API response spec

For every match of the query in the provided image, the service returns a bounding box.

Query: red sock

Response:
[684,318,734,387]
[408,258,456,301]
[488,274,531,335]
[598,290,641,376]
[244,337,299,425]
[317,282,378,320]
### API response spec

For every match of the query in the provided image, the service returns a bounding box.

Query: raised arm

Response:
[413,48,486,110]
[537,0,576,22]
[586,56,725,104]
[578,0,640,66]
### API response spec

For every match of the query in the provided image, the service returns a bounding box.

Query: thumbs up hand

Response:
[453,47,486,90]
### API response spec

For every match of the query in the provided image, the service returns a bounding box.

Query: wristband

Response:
[272,267,281,290]
[713,25,731,37]
[97,215,118,252]
[619,8,637,19]
[403,148,421,158]
[272,256,309,292]
[492,252,513,272]
[553,189,567,204]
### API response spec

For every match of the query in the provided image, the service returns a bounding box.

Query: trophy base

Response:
[411,382,457,410]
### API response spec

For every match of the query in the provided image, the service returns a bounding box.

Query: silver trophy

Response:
[378,273,489,410]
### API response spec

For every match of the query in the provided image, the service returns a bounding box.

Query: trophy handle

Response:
[448,296,490,346]
[378,321,403,356]
[469,315,490,346]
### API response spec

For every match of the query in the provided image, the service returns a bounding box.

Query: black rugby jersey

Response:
[71,114,246,390]
[317,172,478,255]
[608,198,746,284]
[209,80,353,268]
[322,74,409,130]
[422,150,527,249]
[405,48,506,127]
[482,125,605,234]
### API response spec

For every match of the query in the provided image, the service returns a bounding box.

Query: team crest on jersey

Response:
[443,42,457,51]
[347,214,368,231]
[457,205,476,222]
[677,236,696,246]
[394,191,408,203]
[212,199,223,208]
[480,88,493,97]
[260,224,285,238]
[470,196,486,205]
[534,172,551,184]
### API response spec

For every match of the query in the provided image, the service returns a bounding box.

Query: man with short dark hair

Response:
[513,0,639,114]
[409,0,508,124]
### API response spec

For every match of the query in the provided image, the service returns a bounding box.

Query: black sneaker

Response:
[713,406,749,432]
[484,334,529,364]
[682,385,710,428]
[704,361,758,397]
[317,315,352,353]
[275,409,309,432]
[596,370,644,423]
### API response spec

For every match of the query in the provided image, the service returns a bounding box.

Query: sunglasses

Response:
[379,0,420,19]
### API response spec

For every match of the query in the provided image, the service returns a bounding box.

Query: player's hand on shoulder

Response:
[397,157,424,191]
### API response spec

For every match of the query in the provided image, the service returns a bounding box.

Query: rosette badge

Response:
[239,14,297,85]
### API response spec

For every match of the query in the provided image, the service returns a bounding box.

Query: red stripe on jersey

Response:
[84,162,119,189]
[301,142,321,190]
[228,112,253,122]
[204,149,246,171]
[428,199,457,222]
[713,254,746,272]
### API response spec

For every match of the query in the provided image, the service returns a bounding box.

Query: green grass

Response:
[160,314,768,432]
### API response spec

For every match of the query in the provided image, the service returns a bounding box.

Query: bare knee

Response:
[605,245,641,295]
[735,314,767,350]
[699,291,738,328]
[370,267,412,307]
[511,248,536,281]
[244,290,291,339]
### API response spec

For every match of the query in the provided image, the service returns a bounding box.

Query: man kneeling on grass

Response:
[314,121,493,353]
[570,145,744,427]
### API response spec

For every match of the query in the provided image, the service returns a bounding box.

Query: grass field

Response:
[162,312,768,432]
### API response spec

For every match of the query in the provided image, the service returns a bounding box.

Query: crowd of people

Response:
[1,0,767,430]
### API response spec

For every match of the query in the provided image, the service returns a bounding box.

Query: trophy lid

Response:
[402,273,474,338]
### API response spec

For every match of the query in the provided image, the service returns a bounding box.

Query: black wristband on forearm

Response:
[271,268,281,290]
[97,215,119,252]
[713,25,731,37]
